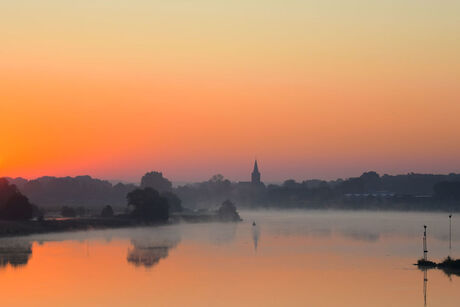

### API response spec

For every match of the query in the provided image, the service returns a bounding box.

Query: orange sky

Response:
[1,1,460,182]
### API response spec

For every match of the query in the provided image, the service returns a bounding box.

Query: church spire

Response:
[251,159,261,184]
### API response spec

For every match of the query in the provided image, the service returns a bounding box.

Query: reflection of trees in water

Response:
[127,245,171,268]
[127,231,181,268]
[0,241,32,268]
[439,267,460,278]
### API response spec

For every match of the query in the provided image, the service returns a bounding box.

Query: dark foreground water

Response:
[0,210,458,306]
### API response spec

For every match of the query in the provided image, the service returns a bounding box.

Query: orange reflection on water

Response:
[0,219,459,307]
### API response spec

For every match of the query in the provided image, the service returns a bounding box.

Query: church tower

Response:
[251,160,261,184]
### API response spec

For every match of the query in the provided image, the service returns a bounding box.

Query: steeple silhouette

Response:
[251,160,261,184]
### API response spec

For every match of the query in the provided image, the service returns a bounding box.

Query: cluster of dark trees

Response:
[1,171,184,222]
[336,171,460,195]
[433,181,460,201]
[3,171,177,212]
[100,205,114,217]
[60,206,90,218]
[127,188,170,222]
[5,176,136,210]
[217,200,242,222]
[260,172,460,210]
[266,171,460,197]
[175,174,234,207]
[128,188,183,221]
[141,171,172,192]
[127,171,182,222]
[174,171,460,210]
[0,179,37,220]
[4,170,460,216]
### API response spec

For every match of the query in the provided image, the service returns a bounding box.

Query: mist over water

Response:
[0,210,458,306]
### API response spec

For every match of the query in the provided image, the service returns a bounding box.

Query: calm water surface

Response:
[0,210,459,306]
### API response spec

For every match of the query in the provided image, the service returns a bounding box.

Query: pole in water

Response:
[449,214,452,252]
[423,225,428,261]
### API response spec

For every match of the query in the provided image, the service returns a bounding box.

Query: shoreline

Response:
[0,213,243,238]
[0,218,143,238]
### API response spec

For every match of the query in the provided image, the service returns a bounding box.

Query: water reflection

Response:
[416,264,460,307]
[439,266,460,278]
[0,211,457,307]
[342,231,380,243]
[0,240,32,268]
[127,243,174,268]
[244,210,459,244]
[420,268,431,307]
[423,268,428,307]
[252,222,260,251]
[207,223,237,245]
[127,229,181,268]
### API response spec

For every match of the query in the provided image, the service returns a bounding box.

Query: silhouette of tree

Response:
[0,179,36,220]
[283,179,300,189]
[100,205,114,217]
[217,200,242,222]
[3,176,138,210]
[61,206,76,218]
[210,174,225,183]
[339,171,382,194]
[75,206,87,217]
[140,172,172,192]
[127,188,169,222]
[434,181,460,201]
[161,191,183,213]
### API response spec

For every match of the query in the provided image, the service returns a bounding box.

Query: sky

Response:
[1,0,460,183]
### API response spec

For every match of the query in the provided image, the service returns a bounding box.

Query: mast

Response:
[449,214,452,253]
[423,225,427,261]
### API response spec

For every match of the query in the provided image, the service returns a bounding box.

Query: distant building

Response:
[238,160,264,189]
[251,160,261,184]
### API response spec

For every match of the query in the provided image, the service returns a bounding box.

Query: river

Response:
[0,210,458,306]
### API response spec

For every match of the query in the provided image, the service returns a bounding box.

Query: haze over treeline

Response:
[3,170,460,212]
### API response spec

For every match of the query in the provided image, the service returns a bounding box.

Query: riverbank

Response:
[0,218,141,238]
[0,210,243,238]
